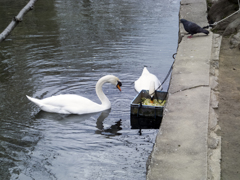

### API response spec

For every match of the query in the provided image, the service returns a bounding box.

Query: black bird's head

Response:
[180,19,187,24]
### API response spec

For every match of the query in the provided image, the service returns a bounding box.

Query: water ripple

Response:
[0,0,180,179]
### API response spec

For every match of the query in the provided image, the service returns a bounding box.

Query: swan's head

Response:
[105,75,122,91]
[116,81,122,91]
[113,78,122,92]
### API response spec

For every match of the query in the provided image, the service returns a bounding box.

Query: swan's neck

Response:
[149,81,155,98]
[96,76,111,109]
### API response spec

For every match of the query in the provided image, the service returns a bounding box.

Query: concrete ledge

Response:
[147,87,209,180]
[208,34,222,180]
[146,0,219,179]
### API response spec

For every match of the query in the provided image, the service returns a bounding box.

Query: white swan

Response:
[134,67,162,102]
[26,75,122,114]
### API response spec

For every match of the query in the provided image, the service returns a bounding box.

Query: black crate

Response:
[130,90,167,129]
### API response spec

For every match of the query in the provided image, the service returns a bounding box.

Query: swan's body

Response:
[134,67,162,99]
[26,75,122,115]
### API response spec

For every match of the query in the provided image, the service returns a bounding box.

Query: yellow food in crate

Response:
[140,98,166,106]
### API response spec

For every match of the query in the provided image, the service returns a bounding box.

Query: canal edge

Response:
[207,33,222,180]
[146,0,222,179]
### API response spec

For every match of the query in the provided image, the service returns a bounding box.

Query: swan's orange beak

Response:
[116,81,122,91]
[150,97,154,103]
[117,84,121,91]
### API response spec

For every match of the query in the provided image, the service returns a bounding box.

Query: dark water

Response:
[0,0,179,179]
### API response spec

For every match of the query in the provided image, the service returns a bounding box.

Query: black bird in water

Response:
[180,19,209,38]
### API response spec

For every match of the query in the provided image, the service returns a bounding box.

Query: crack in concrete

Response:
[180,3,190,6]
[171,84,209,94]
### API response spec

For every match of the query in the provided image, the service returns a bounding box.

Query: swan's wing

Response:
[40,103,71,114]
[134,72,161,92]
[26,95,69,113]
[42,94,102,113]
[134,77,150,92]
[41,94,92,106]
[145,72,162,90]
[62,104,102,114]
[28,94,103,114]
[152,75,162,90]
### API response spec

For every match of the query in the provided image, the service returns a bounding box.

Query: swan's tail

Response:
[142,67,149,75]
[26,95,43,107]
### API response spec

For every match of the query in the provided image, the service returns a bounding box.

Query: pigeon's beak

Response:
[116,81,122,91]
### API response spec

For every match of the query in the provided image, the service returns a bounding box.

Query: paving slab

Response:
[171,34,212,93]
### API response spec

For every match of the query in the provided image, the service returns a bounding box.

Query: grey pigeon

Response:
[180,19,209,38]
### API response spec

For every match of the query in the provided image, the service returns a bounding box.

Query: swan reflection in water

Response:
[35,109,122,136]
[95,110,122,136]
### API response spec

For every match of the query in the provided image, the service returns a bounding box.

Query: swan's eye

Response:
[117,81,122,87]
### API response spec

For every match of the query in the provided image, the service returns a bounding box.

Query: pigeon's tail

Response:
[202,29,209,35]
